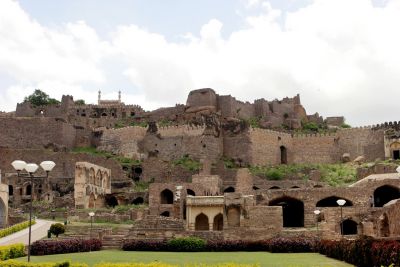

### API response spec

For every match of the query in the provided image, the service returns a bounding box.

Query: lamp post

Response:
[89,212,95,252]
[336,199,347,237]
[314,209,321,238]
[11,160,56,262]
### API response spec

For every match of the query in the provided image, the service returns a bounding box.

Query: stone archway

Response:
[316,196,353,207]
[132,197,144,205]
[224,187,235,193]
[341,219,358,235]
[390,142,400,160]
[195,213,209,231]
[213,213,223,231]
[106,196,119,207]
[187,189,195,196]
[160,211,170,217]
[160,189,174,204]
[374,185,400,207]
[269,196,304,227]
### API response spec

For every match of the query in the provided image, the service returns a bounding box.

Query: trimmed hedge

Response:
[0,221,36,238]
[316,236,400,267]
[0,260,87,267]
[0,244,25,261]
[31,239,102,256]
[123,237,313,253]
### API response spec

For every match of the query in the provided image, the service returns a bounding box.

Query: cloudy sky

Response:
[0,0,399,126]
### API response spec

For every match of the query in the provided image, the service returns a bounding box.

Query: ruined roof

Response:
[349,173,400,187]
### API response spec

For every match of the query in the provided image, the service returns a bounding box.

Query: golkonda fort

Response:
[0,0,400,267]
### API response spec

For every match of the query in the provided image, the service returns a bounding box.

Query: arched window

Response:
[160,189,174,204]
[374,185,400,207]
[316,196,353,207]
[8,185,13,196]
[88,193,96,208]
[341,219,358,235]
[186,189,195,196]
[280,146,287,164]
[224,187,235,193]
[269,196,304,227]
[195,213,209,231]
[291,186,300,189]
[269,186,280,190]
[132,197,144,205]
[213,213,223,231]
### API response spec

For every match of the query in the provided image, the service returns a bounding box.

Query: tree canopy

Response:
[24,89,60,107]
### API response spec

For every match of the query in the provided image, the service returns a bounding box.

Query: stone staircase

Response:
[102,228,130,249]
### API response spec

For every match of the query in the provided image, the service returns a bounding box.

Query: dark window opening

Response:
[374,185,400,207]
[393,150,400,160]
[130,112,136,117]
[253,186,260,190]
[187,189,195,196]
[134,167,142,175]
[203,144,206,148]
[224,187,235,193]
[160,189,173,204]
[101,113,107,117]
[106,196,119,207]
[280,146,287,164]
[160,211,170,217]
[291,186,300,189]
[269,197,304,227]
[132,197,144,205]
[269,186,280,190]
[316,196,353,207]
[314,185,323,188]
[341,219,358,235]
[8,185,13,196]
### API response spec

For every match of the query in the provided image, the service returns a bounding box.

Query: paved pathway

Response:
[0,219,54,245]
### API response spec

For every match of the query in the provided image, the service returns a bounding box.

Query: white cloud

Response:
[1,0,400,126]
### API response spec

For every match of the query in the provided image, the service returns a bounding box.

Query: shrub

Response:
[206,240,268,252]
[267,238,313,253]
[0,244,25,261]
[0,221,36,238]
[122,240,167,251]
[265,169,284,180]
[30,239,101,255]
[167,237,206,252]
[49,223,65,237]
[94,264,259,267]
[0,260,88,267]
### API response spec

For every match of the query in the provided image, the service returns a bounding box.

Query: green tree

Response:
[49,223,65,237]
[24,89,60,107]
[74,99,86,105]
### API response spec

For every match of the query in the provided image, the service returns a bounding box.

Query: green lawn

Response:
[16,250,353,267]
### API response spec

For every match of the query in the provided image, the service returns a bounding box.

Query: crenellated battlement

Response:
[249,127,292,137]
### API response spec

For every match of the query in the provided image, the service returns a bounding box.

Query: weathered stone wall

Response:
[0,118,76,149]
[292,134,340,164]
[187,88,218,108]
[249,128,293,165]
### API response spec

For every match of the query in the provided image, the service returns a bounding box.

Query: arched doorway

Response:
[269,197,304,227]
[390,142,400,160]
[379,213,390,237]
[88,193,95,208]
[106,196,119,207]
[8,185,13,196]
[160,211,170,217]
[26,184,32,195]
[227,206,240,227]
[224,187,235,193]
[160,189,174,204]
[316,196,353,207]
[374,185,400,207]
[195,213,209,231]
[187,189,195,196]
[280,146,287,164]
[341,219,358,235]
[132,197,144,205]
[213,213,223,231]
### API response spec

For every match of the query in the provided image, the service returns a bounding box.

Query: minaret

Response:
[118,91,121,102]
[98,90,101,104]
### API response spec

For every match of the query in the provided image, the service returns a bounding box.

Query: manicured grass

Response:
[17,250,353,267]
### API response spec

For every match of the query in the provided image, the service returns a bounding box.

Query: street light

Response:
[89,212,95,252]
[11,160,56,262]
[336,199,347,236]
[314,209,321,238]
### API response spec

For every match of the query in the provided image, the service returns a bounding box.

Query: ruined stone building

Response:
[1,88,400,240]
